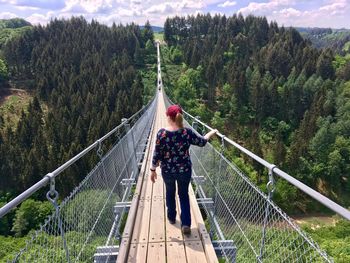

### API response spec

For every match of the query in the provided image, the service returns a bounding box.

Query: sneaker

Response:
[182,225,191,235]
[168,218,176,224]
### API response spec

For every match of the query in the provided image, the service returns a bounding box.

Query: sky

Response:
[0,0,349,29]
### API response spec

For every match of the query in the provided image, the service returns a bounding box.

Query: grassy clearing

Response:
[154,32,164,42]
[0,89,32,130]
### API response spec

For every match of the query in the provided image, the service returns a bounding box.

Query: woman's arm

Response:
[188,128,218,146]
[150,129,163,183]
[204,129,218,140]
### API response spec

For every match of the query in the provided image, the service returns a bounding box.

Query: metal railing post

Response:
[257,165,276,262]
[45,174,71,263]
[122,118,139,178]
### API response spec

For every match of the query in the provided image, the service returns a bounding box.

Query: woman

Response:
[150,104,217,235]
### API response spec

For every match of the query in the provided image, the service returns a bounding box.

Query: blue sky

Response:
[0,0,349,28]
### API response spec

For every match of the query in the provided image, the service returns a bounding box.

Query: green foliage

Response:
[302,219,350,262]
[0,235,26,262]
[0,18,31,29]
[0,91,32,130]
[169,46,182,64]
[173,67,204,113]
[142,21,154,45]
[0,198,16,236]
[11,199,53,237]
[0,19,31,50]
[344,41,350,53]
[0,231,106,262]
[153,32,164,42]
[0,58,8,82]
[211,111,225,131]
[299,27,350,52]
[63,190,116,235]
[163,13,350,215]
[0,18,148,237]
[144,39,156,64]
[316,49,335,80]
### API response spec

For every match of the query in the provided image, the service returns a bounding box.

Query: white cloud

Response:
[145,3,176,15]
[238,0,295,15]
[218,1,236,8]
[275,7,301,17]
[2,0,65,10]
[63,0,113,14]
[236,0,350,28]
[1,0,350,28]
[0,11,17,19]
[26,11,55,25]
[319,0,348,15]
[14,5,40,10]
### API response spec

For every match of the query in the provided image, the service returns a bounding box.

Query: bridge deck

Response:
[117,90,218,263]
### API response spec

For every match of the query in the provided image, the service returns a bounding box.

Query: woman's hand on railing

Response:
[151,170,157,183]
[204,129,218,140]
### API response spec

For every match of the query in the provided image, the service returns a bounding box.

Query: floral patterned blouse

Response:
[151,127,208,174]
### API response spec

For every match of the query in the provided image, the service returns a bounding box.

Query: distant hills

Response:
[140,25,163,33]
[0,18,31,29]
[2,18,349,53]
[295,27,350,52]
[0,18,32,49]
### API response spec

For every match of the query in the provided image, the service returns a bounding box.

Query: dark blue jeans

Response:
[162,171,191,227]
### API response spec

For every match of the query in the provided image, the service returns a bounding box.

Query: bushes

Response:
[303,219,350,262]
[11,199,52,237]
[169,46,183,64]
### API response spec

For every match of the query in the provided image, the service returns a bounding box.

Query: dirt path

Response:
[0,88,28,105]
[293,214,337,229]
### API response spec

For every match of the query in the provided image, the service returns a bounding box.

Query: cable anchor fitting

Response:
[266,165,277,197]
[97,139,103,159]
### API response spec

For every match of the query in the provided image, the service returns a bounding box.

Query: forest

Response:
[160,14,350,261]
[0,13,349,262]
[162,14,350,213]
[297,27,350,53]
[0,17,156,244]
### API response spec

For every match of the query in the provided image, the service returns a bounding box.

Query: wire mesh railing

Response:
[163,93,333,263]
[3,97,157,263]
[190,142,331,263]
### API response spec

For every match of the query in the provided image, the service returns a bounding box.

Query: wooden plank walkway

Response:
[117,90,218,263]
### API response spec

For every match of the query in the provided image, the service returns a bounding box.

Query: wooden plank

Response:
[184,241,208,263]
[151,168,164,200]
[148,197,165,242]
[200,232,219,263]
[166,242,187,263]
[166,195,183,242]
[179,195,200,241]
[130,198,151,244]
[188,186,218,263]
[128,243,148,263]
[146,242,166,263]
[148,178,165,242]
[117,110,157,263]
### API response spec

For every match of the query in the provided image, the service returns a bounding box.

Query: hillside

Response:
[296,27,350,53]
[0,18,32,50]
[163,14,350,214]
[0,17,155,200]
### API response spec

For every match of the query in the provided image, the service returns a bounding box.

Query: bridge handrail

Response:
[164,94,350,221]
[0,95,157,218]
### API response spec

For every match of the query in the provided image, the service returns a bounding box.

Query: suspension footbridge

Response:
[0,42,349,263]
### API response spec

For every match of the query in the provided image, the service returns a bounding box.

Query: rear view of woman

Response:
[150,105,217,235]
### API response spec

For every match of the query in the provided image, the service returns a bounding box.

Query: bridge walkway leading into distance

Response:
[0,42,349,263]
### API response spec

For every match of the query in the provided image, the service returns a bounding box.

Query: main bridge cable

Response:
[0,93,157,219]
[163,93,350,221]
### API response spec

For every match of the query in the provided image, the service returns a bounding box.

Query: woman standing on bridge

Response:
[150,105,217,235]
